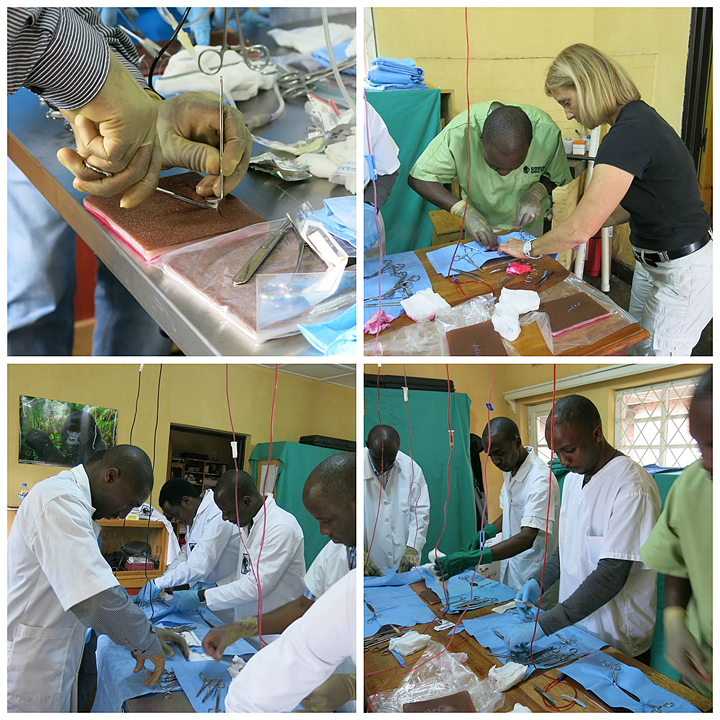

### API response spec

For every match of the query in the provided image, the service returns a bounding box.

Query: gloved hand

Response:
[664,607,712,688]
[515,182,547,228]
[136,579,162,604]
[132,647,166,686]
[505,621,545,652]
[155,627,190,660]
[450,200,498,250]
[468,524,498,550]
[187,7,212,46]
[56,52,162,208]
[191,582,216,592]
[515,578,542,620]
[364,552,383,577]
[172,588,202,614]
[300,673,356,712]
[156,92,253,198]
[435,548,492,578]
[203,617,258,660]
[398,547,419,573]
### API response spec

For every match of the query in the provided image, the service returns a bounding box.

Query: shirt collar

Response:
[508,447,536,483]
[72,464,96,515]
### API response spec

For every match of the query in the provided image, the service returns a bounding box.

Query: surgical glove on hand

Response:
[301,673,356,712]
[57,52,162,208]
[515,579,541,619]
[172,588,202,614]
[203,617,258,660]
[436,548,492,578]
[364,552,383,577]
[131,648,166,686]
[450,200,498,250]
[664,607,713,688]
[136,579,161,604]
[469,523,498,549]
[154,627,190,660]
[515,183,547,228]
[191,582,216,592]
[398,546,419,573]
[156,92,253,198]
[505,621,545,652]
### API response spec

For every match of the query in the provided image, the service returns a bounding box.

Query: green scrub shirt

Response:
[640,460,712,697]
[410,101,572,235]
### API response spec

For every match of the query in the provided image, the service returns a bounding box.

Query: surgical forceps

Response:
[365,258,405,279]
[603,660,641,703]
[647,702,674,712]
[198,8,270,76]
[277,57,357,99]
[365,599,383,624]
[364,273,421,303]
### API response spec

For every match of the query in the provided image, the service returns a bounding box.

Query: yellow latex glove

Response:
[397,546,419,573]
[203,616,258,660]
[450,200,498,249]
[57,52,162,208]
[301,673,355,712]
[364,552,383,577]
[156,91,253,198]
[664,607,712,690]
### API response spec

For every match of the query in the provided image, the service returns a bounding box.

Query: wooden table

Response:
[371,241,649,356]
[364,581,712,713]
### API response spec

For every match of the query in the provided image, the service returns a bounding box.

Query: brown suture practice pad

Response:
[538,293,610,336]
[446,320,508,356]
[83,172,265,261]
[403,690,477,713]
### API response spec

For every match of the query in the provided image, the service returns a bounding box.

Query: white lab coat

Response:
[498,448,560,607]
[364,448,430,569]
[7,466,120,712]
[364,103,401,186]
[204,496,306,626]
[225,569,356,713]
[558,456,661,656]
[305,540,353,600]
[154,490,241,589]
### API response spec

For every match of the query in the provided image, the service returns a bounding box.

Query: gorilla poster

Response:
[19,396,117,467]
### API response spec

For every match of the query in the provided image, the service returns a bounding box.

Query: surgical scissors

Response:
[365,258,405,279]
[277,57,356,99]
[198,8,270,76]
[603,660,641,703]
[647,702,674,712]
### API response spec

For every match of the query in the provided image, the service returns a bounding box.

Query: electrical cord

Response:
[147,7,191,96]
[145,365,163,623]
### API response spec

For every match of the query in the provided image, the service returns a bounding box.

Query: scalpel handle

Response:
[232,218,292,285]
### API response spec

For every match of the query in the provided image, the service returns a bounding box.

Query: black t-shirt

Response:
[594,100,710,250]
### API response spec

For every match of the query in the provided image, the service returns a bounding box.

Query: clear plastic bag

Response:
[520,274,638,355]
[368,640,504,713]
[256,270,356,343]
[363,319,444,356]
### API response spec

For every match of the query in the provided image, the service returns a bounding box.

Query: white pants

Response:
[628,240,713,356]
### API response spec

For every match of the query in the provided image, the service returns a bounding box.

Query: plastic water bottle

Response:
[18,483,28,504]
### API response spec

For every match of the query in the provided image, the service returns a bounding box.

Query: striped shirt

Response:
[7,7,148,110]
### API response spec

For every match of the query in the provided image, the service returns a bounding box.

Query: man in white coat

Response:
[203,452,356,711]
[225,569,356,713]
[508,395,661,664]
[436,417,560,608]
[364,424,430,575]
[171,469,305,645]
[7,445,188,712]
[135,479,241,605]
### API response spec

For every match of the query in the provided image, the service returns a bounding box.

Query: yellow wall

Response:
[369,362,709,520]
[8,364,355,508]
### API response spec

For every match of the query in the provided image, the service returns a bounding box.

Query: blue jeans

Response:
[7,159,173,355]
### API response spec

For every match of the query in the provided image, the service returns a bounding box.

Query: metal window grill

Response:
[615,378,700,468]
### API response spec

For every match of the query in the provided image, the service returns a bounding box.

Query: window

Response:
[528,401,554,464]
[615,377,700,468]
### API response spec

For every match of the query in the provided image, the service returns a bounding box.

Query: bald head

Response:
[482,105,533,157]
[367,425,401,475]
[550,395,602,437]
[86,444,153,493]
[482,417,521,445]
[214,469,263,527]
[482,417,526,473]
[215,469,258,502]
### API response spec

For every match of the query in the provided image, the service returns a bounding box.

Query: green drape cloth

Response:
[366,89,441,254]
[249,442,340,567]
[363,387,476,563]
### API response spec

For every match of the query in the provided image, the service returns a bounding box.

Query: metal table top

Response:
[8,26,355,356]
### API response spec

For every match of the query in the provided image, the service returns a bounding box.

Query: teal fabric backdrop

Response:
[249,442,341,568]
[363,387,476,563]
[366,89,441,254]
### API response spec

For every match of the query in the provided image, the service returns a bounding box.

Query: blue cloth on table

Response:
[561,650,702,713]
[364,584,436,638]
[416,565,516,612]
[368,68,424,86]
[92,607,256,712]
[426,241,503,277]
[462,611,607,679]
[366,81,428,91]
[172,659,232,713]
[297,303,356,356]
[311,41,356,75]
[363,566,425,587]
[363,250,432,324]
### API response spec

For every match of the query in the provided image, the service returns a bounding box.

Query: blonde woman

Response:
[498,44,712,356]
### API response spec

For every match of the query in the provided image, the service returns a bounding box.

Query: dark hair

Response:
[159,479,199,508]
[86,444,153,492]
[483,105,533,156]
[306,452,356,504]
[693,367,712,404]
[214,469,258,499]
[482,417,521,444]
[551,395,602,435]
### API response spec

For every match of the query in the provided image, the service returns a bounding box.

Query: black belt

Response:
[632,233,711,267]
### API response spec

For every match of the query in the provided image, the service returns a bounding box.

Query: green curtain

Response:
[367,89,441,254]
[249,442,342,568]
[363,387,475,563]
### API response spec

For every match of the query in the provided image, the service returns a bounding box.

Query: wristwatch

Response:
[523,239,542,259]
[198,589,207,604]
